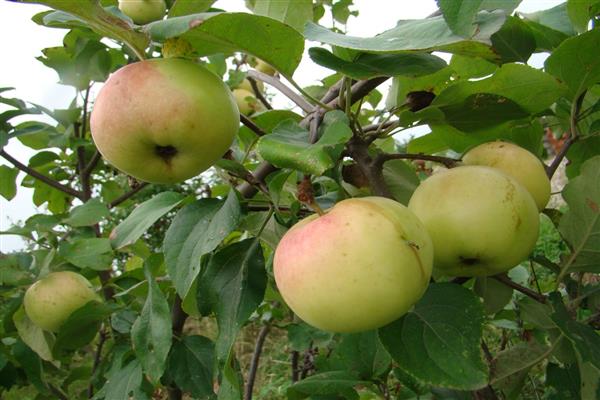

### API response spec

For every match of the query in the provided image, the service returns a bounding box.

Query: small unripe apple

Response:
[118,0,166,24]
[408,166,539,277]
[255,59,277,76]
[24,271,99,332]
[232,88,263,115]
[91,58,239,184]
[274,197,433,333]
[237,78,264,94]
[462,141,550,210]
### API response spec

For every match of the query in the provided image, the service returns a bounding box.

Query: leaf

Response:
[165,335,215,399]
[168,0,216,17]
[521,3,576,35]
[131,260,172,384]
[253,0,313,32]
[164,189,241,298]
[308,48,447,80]
[567,0,600,33]
[12,341,47,394]
[20,0,148,60]
[287,371,364,400]
[110,191,184,249]
[0,165,18,200]
[545,29,600,99]
[304,11,507,60]
[490,16,536,63]
[546,362,581,400]
[566,135,600,178]
[474,276,513,314]
[62,198,109,227]
[437,0,483,37]
[382,160,419,205]
[518,297,555,329]
[559,156,600,274]
[102,359,148,400]
[59,238,113,270]
[200,239,266,362]
[257,118,352,175]
[450,54,498,79]
[54,301,113,353]
[13,307,55,362]
[379,283,488,390]
[327,331,392,380]
[146,13,304,77]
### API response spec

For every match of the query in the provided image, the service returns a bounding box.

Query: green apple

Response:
[238,78,264,94]
[462,141,550,210]
[255,59,277,76]
[408,166,539,277]
[118,0,166,24]
[232,88,263,116]
[273,197,433,333]
[91,58,239,184]
[24,271,99,332]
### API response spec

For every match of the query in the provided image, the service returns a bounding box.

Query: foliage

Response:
[1,0,600,399]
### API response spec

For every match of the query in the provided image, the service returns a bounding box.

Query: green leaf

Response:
[474,276,513,314]
[12,341,47,394]
[20,0,148,59]
[382,160,419,205]
[146,13,304,77]
[200,239,266,363]
[164,190,241,298]
[168,0,216,17]
[304,11,507,60]
[567,0,600,33]
[131,260,172,384]
[287,371,363,400]
[490,16,536,63]
[518,296,555,329]
[559,156,600,274]
[450,54,498,79]
[545,29,600,99]
[566,135,600,178]
[546,362,581,400]
[328,331,392,380]
[13,307,55,362]
[62,198,109,227]
[521,3,576,35]
[59,238,113,270]
[252,0,313,32]
[0,165,18,200]
[379,283,488,390]
[110,192,184,249]
[257,118,352,175]
[165,335,215,399]
[480,0,522,13]
[102,359,148,400]
[437,0,483,37]
[308,48,447,80]
[54,301,113,353]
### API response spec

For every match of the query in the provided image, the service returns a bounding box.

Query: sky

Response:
[0,0,563,252]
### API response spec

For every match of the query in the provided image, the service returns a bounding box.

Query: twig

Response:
[81,151,102,178]
[108,182,149,208]
[244,324,271,400]
[87,327,107,399]
[347,138,394,198]
[492,274,547,304]
[167,295,188,400]
[0,149,82,198]
[291,350,300,382]
[375,153,460,169]
[247,70,313,113]
[240,114,268,137]
[531,255,561,274]
[48,383,69,400]
[247,77,273,110]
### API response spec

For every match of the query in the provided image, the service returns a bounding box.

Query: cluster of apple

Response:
[273,142,550,333]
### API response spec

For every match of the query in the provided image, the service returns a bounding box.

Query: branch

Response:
[492,274,547,304]
[247,77,273,110]
[244,324,271,400]
[240,114,268,136]
[248,70,313,113]
[167,295,188,400]
[108,182,149,208]
[375,153,460,169]
[0,149,82,199]
[87,328,107,398]
[81,151,102,178]
[347,138,394,198]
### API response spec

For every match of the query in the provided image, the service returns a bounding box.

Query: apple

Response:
[408,166,539,277]
[238,78,264,94]
[24,271,99,332]
[118,0,166,24]
[255,59,277,76]
[91,58,239,184]
[232,88,263,116]
[462,141,550,210]
[273,196,433,333]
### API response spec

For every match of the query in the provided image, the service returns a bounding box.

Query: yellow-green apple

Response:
[462,141,550,210]
[91,58,239,184]
[238,78,264,94]
[255,59,277,76]
[24,271,99,332]
[118,0,166,24]
[273,197,433,333]
[408,166,539,277]
[232,88,263,115]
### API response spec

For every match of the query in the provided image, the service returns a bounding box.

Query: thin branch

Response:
[240,114,268,137]
[88,328,107,399]
[167,295,188,400]
[108,182,149,208]
[244,324,271,400]
[0,149,82,198]
[291,350,300,382]
[247,77,273,110]
[247,70,313,113]
[375,153,460,169]
[347,138,394,198]
[81,151,102,178]
[492,274,547,304]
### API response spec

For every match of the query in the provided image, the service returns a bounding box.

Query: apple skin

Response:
[232,88,263,116]
[238,78,264,93]
[91,58,239,184]
[408,166,539,277]
[255,59,277,76]
[273,197,433,333]
[24,271,99,332]
[118,0,166,24]
[462,141,550,211]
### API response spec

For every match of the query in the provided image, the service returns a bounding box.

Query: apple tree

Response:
[1,0,600,399]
